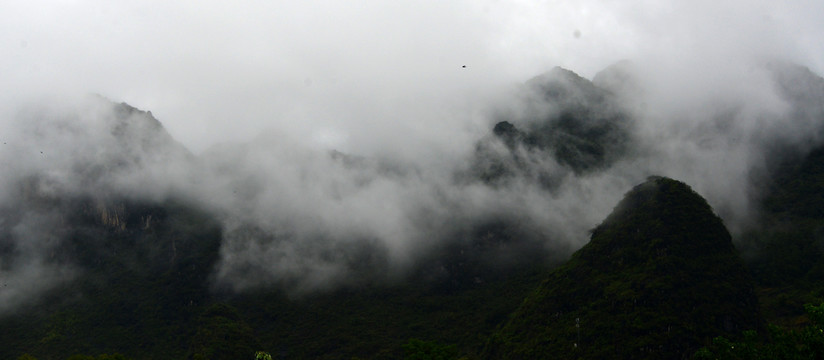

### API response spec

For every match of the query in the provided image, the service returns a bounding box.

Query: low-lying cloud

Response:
[3,58,822,300]
[2,1,824,305]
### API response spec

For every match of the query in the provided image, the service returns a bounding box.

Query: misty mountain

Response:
[3,59,824,359]
[742,138,824,324]
[0,96,198,313]
[0,98,219,358]
[768,61,824,132]
[471,66,632,188]
[484,177,762,359]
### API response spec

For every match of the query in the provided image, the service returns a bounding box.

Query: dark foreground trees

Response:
[695,302,824,360]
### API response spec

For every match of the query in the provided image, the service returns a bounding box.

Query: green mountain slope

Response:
[485,177,762,359]
[0,197,222,360]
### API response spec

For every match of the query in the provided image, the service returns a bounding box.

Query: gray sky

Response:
[3,1,822,153]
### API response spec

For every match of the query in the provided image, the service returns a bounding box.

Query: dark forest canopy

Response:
[485,177,762,359]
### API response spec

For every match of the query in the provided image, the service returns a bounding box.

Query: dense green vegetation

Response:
[738,144,824,331]
[0,199,223,360]
[694,302,824,359]
[5,153,824,359]
[222,263,549,359]
[484,177,762,359]
[0,191,552,359]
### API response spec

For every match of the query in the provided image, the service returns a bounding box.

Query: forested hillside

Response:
[485,177,761,359]
[3,62,824,360]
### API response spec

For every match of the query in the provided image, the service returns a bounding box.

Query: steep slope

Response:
[485,177,762,359]
[745,143,824,324]
[0,98,220,360]
[734,62,824,324]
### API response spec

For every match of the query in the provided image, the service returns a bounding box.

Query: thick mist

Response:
[2,59,823,303]
[2,1,824,307]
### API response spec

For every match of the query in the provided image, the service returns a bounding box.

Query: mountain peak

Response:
[525,66,597,100]
[590,176,734,256]
[547,66,585,79]
[485,176,762,359]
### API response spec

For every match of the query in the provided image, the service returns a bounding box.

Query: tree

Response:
[694,302,824,359]
[186,303,260,360]
[255,351,272,360]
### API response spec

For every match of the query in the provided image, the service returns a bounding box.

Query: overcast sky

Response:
[2,1,823,153]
